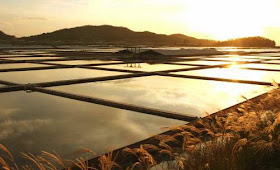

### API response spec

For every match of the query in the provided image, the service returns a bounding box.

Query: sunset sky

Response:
[0,0,280,44]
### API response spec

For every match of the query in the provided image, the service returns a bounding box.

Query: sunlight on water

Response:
[49,76,271,118]
[0,68,127,84]
[226,61,241,69]
[175,66,280,83]
[206,57,258,62]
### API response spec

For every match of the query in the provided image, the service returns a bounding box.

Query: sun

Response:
[177,0,275,40]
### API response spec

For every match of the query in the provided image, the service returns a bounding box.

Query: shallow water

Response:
[212,55,280,60]
[214,48,280,53]
[8,56,65,60]
[171,60,230,65]
[205,57,259,62]
[255,53,280,57]
[174,67,280,83]
[49,76,270,117]
[242,63,280,70]
[0,54,31,57]
[0,51,278,167]
[45,60,119,65]
[0,91,183,166]
[264,60,280,64]
[0,63,49,69]
[93,63,194,72]
[0,68,127,84]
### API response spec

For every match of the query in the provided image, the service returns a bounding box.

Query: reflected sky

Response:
[0,91,184,166]
[0,54,30,57]
[212,55,279,60]
[205,57,259,62]
[242,63,280,70]
[45,60,119,65]
[0,52,278,167]
[0,68,127,84]
[240,55,280,60]
[93,63,193,72]
[255,53,280,57]
[49,76,270,117]
[8,57,65,60]
[175,67,280,83]
[172,60,230,65]
[0,63,49,69]
[264,60,280,64]
[9,50,51,54]
[215,48,280,53]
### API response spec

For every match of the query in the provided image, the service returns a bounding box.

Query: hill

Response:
[215,36,276,47]
[0,31,15,41]
[22,25,215,46]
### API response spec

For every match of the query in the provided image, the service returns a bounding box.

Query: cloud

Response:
[21,17,48,21]
[0,22,11,26]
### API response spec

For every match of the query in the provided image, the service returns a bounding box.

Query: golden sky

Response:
[0,0,280,44]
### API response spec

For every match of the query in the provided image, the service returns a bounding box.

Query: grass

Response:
[1,88,280,169]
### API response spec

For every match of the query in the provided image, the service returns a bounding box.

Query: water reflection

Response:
[172,60,230,65]
[0,68,127,84]
[0,91,184,166]
[0,52,278,167]
[45,60,119,65]
[94,63,193,72]
[206,57,258,62]
[242,63,280,70]
[0,54,30,57]
[50,76,270,117]
[264,60,280,64]
[175,67,280,83]
[0,63,49,69]
[8,57,65,60]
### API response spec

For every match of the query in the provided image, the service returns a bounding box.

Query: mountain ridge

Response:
[21,25,214,46]
[0,25,276,47]
[0,31,15,40]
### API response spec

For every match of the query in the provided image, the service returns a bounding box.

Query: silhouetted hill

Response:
[0,31,15,40]
[215,37,276,47]
[22,25,216,46]
[19,26,277,47]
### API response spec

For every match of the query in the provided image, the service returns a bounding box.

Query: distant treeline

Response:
[215,36,276,47]
[0,26,276,47]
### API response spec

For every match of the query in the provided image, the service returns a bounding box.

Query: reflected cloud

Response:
[0,108,19,119]
[0,91,182,166]
[0,119,51,139]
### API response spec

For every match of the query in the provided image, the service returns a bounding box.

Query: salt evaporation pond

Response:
[0,68,127,84]
[93,63,194,72]
[174,67,280,83]
[0,63,50,69]
[0,91,183,166]
[49,76,270,117]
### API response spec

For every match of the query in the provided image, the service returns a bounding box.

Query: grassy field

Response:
[1,87,280,170]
